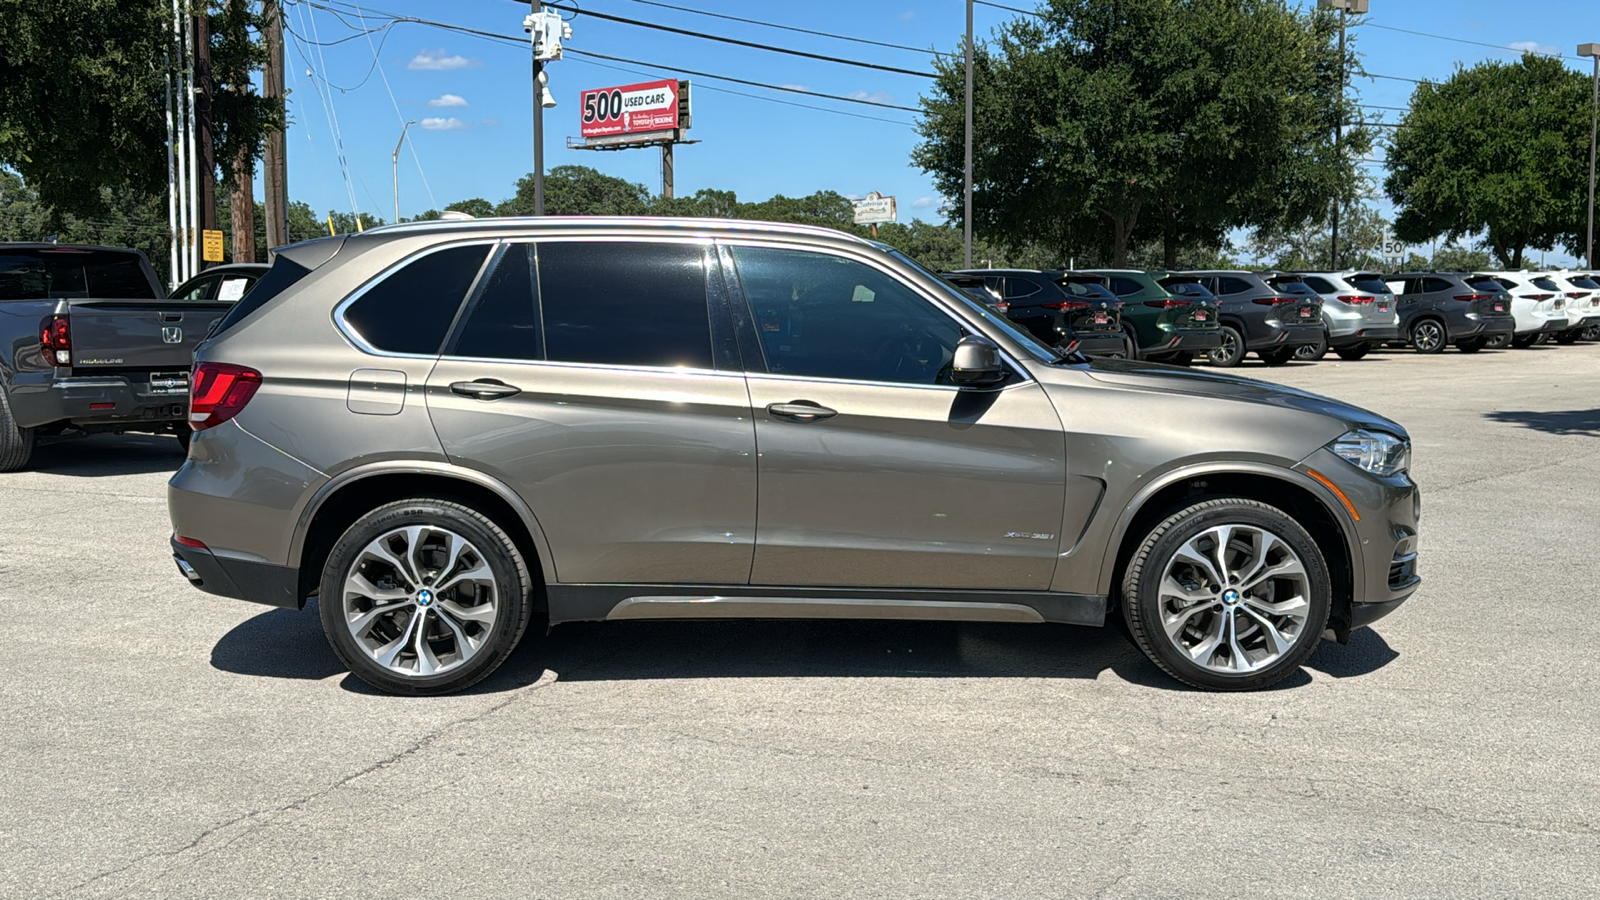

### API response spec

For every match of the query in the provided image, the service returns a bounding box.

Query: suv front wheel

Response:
[1121,498,1332,691]
[319,498,536,695]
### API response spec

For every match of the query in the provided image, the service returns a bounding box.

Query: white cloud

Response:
[911,196,936,209]
[408,50,479,71]
[898,9,915,21]
[1508,40,1560,56]
[427,93,468,108]
[480,118,501,127]
[419,116,468,131]
[848,90,894,104]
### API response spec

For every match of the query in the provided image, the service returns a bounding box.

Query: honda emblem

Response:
[162,326,183,344]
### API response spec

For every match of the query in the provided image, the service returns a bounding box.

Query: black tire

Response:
[1293,333,1328,361]
[1258,347,1296,366]
[1485,333,1511,349]
[1410,318,1447,354]
[1555,329,1580,345]
[1166,351,1194,367]
[1206,325,1246,368]
[1510,334,1537,349]
[1334,343,1370,361]
[1121,497,1332,691]
[0,388,36,473]
[319,498,537,696]
[1581,325,1600,341]
[1118,328,1140,361]
[1456,338,1486,353]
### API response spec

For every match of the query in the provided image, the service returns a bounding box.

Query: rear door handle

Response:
[449,379,521,401]
[767,401,837,422]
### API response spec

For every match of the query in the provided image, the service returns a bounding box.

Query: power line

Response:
[974,0,1042,17]
[1364,72,1427,84]
[306,1,923,113]
[613,0,950,58]
[1360,21,1579,62]
[519,1,937,80]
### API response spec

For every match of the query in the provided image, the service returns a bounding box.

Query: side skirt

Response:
[546,584,1107,627]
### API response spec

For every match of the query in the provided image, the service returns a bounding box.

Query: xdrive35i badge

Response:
[1003,531,1056,540]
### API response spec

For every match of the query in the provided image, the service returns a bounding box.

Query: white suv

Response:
[1469,272,1569,348]
[1540,271,1600,344]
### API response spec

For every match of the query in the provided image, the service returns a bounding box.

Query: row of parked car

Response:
[942,267,1600,367]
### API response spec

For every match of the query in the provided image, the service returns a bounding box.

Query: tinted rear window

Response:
[1466,277,1506,293]
[208,258,312,339]
[1058,280,1116,300]
[1571,277,1600,289]
[1217,276,1255,294]
[1348,275,1390,294]
[344,245,490,355]
[1301,276,1336,293]
[1107,277,1145,297]
[452,244,542,361]
[1167,282,1216,298]
[0,249,156,301]
[537,241,712,369]
[1532,277,1561,291]
[1421,277,1455,294]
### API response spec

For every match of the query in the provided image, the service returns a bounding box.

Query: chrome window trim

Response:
[714,236,1037,386]
[332,238,500,359]
[433,354,736,381]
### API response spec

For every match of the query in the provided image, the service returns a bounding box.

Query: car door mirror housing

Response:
[950,335,1007,386]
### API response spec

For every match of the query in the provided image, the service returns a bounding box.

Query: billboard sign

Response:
[852,191,897,225]
[580,79,682,139]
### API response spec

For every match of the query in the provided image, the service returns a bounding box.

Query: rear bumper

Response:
[1329,325,1400,348]
[7,372,189,430]
[171,537,302,609]
[1246,322,1324,349]
[1063,332,1127,357]
[1467,318,1515,338]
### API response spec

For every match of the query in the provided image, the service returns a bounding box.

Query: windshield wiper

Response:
[1048,347,1091,365]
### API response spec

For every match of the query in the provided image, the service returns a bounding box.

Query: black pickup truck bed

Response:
[0,244,231,471]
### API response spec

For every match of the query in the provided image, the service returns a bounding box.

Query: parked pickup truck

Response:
[0,243,231,471]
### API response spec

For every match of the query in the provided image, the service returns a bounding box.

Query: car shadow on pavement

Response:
[1484,408,1600,437]
[28,433,186,476]
[211,607,1401,694]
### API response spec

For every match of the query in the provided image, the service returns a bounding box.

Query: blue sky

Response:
[278,0,1598,264]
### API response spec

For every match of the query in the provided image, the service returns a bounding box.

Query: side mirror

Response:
[950,335,1008,387]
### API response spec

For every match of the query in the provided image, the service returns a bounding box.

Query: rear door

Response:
[425,239,757,585]
[724,242,1066,591]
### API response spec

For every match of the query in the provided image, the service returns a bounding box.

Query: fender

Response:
[1091,459,1364,596]
[288,459,557,586]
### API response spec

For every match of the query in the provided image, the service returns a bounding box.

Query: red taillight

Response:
[1527,293,1554,301]
[1143,299,1192,309]
[1567,292,1582,298]
[39,315,71,366]
[1252,296,1297,306]
[189,362,262,431]
[1452,294,1490,302]
[995,301,1010,312]
[1040,300,1094,311]
[1343,295,1376,305]
[174,534,209,550]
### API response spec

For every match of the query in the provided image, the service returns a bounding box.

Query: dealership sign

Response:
[580,79,682,139]
[852,191,897,225]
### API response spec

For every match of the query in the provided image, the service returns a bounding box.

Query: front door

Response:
[425,240,757,585]
[724,243,1066,591]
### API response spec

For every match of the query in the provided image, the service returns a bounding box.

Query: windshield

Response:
[887,248,1060,363]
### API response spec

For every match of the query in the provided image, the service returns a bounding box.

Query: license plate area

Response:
[1093,312,1108,325]
[1193,310,1208,321]
[1298,307,1314,318]
[149,371,189,394]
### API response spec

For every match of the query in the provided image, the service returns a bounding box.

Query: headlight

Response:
[1327,429,1410,476]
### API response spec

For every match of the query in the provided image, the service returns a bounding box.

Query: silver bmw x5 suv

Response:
[168,217,1421,695]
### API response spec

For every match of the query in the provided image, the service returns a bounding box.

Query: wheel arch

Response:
[1099,464,1359,640]
[290,463,555,607]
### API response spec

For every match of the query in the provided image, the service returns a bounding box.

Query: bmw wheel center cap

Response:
[416,589,435,607]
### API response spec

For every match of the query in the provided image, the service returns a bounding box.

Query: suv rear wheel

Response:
[1207,325,1245,367]
[0,389,35,473]
[319,498,536,695]
[1293,334,1328,361]
[1121,498,1331,691]
[1334,343,1370,361]
[1410,319,1447,354]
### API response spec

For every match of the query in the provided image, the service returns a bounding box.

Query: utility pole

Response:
[393,120,417,223]
[524,7,569,216]
[662,144,674,200]
[1581,43,1599,269]
[194,7,217,264]
[262,0,289,248]
[1319,0,1366,271]
[963,0,974,268]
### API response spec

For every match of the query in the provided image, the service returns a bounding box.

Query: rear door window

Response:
[343,244,491,355]
[1348,275,1390,294]
[1217,277,1253,295]
[1001,276,1041,299]
[452,244,542,361]
[537,241,713,369]
[171,275,218,301]
[1107,277,1144,297]
[1301,276,1336,293]
[1167,282,1216,299]
[1532,277,1561,292]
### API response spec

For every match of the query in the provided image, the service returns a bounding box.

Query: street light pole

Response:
[1319,0,1367,270]
[392,119,416,224]
[1581,43,1599,269]
[963,0,974,268]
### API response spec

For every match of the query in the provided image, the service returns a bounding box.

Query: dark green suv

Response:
[1082,270,1222,363]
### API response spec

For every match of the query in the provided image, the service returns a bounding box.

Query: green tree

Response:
[0,169,174,281]
[1385,54,1590,268]
[1248,199,1388,270]
[914,0,1359,267]
[1429,243,1493,272]
[497,165,651,217]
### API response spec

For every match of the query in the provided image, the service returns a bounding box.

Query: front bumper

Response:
[171,537,302,608]
[1295,450,1421,640]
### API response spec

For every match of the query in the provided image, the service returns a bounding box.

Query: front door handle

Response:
[449,379,521,401]
[767,401,837,422]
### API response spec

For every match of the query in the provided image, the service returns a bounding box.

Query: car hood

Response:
[1075,358,1406,438]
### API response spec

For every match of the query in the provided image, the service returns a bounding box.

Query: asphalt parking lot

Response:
[4,344,1599,899]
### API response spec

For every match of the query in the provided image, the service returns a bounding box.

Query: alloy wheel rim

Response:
[342,525,499,678]
[1415,323,1442,351]
[1156,523,1311,675]
[1210,330,1239,364]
